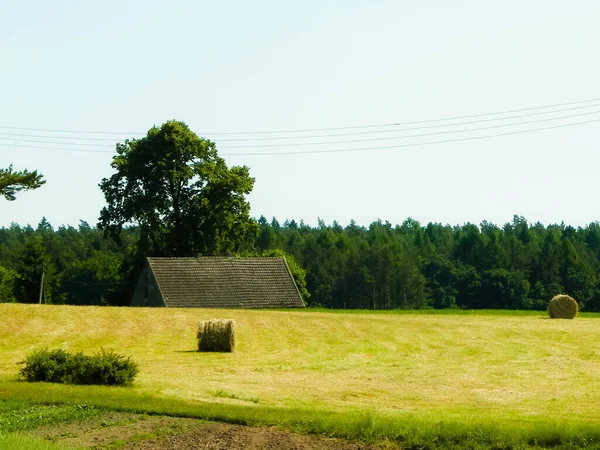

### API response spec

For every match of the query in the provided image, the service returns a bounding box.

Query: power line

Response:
[218,109,600,148]
[1,96,600,136]
[212,102,600,141]
[2,108,599,151]
[0,131,128,141]
[2,101,599,143]
[0,137,114,147]
[0,143,111,153]
[188,96,600,135]
[3,117,598,156]
[220,118,600,156]
[0,125,142,136]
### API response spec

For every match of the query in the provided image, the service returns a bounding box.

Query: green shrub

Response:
[88,348,139,386]
[18,349,71,383]
[18,348,138,386]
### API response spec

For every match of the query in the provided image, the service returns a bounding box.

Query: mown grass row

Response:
[3,305,600,449]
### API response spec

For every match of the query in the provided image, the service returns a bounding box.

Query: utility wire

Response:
[221,118,600,156]
[209,96,600,135]
[0,137,114,147]
[209,102,600,141]
[3,117,598,156]
[0,126,142,136]
[1,143,110,153]
[0,131,130,141]
[218,109,600,148]
[2,101,599,143]
[3,109,598,149]
[1,96,599,136]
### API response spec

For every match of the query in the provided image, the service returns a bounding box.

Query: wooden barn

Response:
[131,256,305,308]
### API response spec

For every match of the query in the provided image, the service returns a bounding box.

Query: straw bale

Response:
[197,319,237,352]
[548,294,578,319]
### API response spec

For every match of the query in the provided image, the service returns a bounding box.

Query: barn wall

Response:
[146,269,164,306]
[131,266,165,307]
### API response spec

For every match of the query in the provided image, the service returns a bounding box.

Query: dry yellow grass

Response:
[2,304,600,426]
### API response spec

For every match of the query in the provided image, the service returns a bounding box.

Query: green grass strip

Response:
[0,398,103,433]
[4,381,600,449]
[0,432,73,450]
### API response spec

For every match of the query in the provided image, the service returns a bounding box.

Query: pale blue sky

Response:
[1,1,599,229]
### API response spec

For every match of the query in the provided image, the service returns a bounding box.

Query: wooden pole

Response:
[38,265,45,304]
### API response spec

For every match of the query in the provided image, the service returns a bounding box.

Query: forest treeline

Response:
[2,214,600,311]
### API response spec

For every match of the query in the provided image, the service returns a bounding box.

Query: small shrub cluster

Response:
[18,348,138,386]
[197,319,237,352]
[548,294,578,319]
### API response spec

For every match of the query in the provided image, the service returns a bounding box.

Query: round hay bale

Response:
[548,294,578,319]
[197,319,237,352]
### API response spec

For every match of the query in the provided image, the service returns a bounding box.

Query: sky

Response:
[1,1,599,230]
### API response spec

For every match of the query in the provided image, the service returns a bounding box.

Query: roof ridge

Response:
[147,256,284,261]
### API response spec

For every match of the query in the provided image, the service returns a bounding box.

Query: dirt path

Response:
[30,412,397,450]
[123,421,396,450]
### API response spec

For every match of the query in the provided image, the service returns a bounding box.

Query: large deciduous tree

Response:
[0,165,45,201]
[98,120,257,256]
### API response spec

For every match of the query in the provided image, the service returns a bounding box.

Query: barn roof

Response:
[146,256,305,308]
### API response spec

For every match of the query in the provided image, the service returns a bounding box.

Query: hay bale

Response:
[548,294,578,319]
[197,319,237,352]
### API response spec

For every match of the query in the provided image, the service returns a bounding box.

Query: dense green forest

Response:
[2,214,600,311]
[3,121,599,311]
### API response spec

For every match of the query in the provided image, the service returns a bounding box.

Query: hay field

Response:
[2,304,600,430]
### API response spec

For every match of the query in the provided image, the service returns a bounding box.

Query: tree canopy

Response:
[0,165,45,201]
[3,123,600,311]
[3,215,600,310]
[98,120,257,257]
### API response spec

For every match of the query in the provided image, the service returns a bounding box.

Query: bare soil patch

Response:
[30,412,199,449]
[30,412,396,449]
[124,421,397,450]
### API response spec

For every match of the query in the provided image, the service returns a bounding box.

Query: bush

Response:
[18,348,138,386]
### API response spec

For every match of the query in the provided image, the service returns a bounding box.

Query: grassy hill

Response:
[2,304,600,448]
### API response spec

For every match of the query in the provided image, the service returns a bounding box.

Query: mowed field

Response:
[2,304,600,446]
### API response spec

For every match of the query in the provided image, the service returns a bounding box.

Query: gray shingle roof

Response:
[147,257,304,308]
